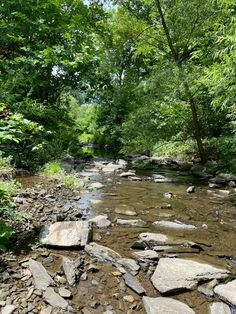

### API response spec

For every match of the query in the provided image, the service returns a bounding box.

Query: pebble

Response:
[58,287,72,298]
[123,295,134,303]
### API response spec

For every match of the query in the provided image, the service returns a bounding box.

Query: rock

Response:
[142,296,195,314]
[139,232,168,243]
[39,306,53,314]
[1,305,17,314]
[123,295,134,303]
[85,242,121,263]
[153,220,196,230]
[62,256,82,286]
[123,272,146,295]
[116,258,140,275]
[209,176,227,185]
[90,182,104,189]
[129,176,142,181]
[187,186,195,193]
[43,287,68,309]
[40,221,92,247]
[153,175,173,183]
[29,259,54,290]
[228,181,236,187]
[163,192,173,198]
[89,215,111,228]
[116,219,146,227]
[197,285,214,297]
[214,279,236,307]
[58,287,72,298]
[120,171,136,178]
[115,206,137,216]
[209,302,231,314]
[151,258,229,294]
[209,183,221,188]
[132,250,159,262]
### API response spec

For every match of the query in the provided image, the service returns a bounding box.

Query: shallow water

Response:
[16,165,236,313]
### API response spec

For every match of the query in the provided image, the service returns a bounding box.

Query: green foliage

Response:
[43,161,83,190]
[0,220,14,252]
[152,140,196,160]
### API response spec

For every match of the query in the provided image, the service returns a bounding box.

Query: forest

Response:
[0,1,236,313]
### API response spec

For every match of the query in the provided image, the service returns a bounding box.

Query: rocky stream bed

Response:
[1,157,236,314]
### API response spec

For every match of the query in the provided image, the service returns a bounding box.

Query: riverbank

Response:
[1,157,236,313]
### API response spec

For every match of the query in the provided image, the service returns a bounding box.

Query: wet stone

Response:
[116,258,140,275]
[132,250,159,262]
[89,215,111,228]
[153,220,196,230]
[85,242,121,263]
[116,219,146,227]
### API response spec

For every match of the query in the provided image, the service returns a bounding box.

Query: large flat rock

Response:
[29,259,54,290]
[214,279,236,307]
[123,272,146,295]
[89,215,111,228]
[40,221,92,247]
[85,242,121,263]
[151,258,229,294]
[139,233,168,243]
[209,302,231,314]
[143,296,195,314]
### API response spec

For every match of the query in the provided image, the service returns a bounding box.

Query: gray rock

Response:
[197,285,214,297]
[116,219,146,227]
[209,176,227,185]
[115,206,137,216]
[209,302,231,314]
[132,250,159,262]
[62,256,82,286]
[40,221,92,247]
[1,305,17,314]
[187,186,195,193]
[58,287,72,298]
[143,296,195,314]
[153,220,196,230]
[116,258,140,275]
[28,259,54,290]
[120,171,136,177]
[153,175,173,183]
[228,180,236,187]
[43,287,68,309]
[85,242,121,263]
[90,182,104,189]
[39,306,53,314]
[123,272,146,295]
[139,233,168,243]
[214,279,236,307]
[151,258,229,294]
[89,215,111,228]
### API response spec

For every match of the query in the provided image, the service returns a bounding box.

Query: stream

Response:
[2,157,236,314]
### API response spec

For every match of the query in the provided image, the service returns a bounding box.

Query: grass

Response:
[43,161,83,190]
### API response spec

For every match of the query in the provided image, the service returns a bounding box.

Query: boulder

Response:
[43,287,68,309]
[214,279,236,307]
[115,206,137,216]
[151,258,229,294]
[85,242,121,263]
[29,259,54,290]
[120,171,136,177]
[153,220,196,230]
[40,221,92,247]
[143,296,195,314]
[209,302,231,314]
[89,215,111,228]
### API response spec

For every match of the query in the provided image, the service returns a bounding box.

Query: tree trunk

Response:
[154,0,206,161]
